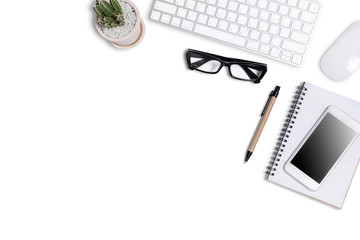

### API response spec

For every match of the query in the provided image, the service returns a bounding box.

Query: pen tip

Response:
[245,151,253,162]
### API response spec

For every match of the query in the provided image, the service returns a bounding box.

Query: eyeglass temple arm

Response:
[240,65,258,79]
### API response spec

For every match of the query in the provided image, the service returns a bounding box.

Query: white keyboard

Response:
[150,0,321,66]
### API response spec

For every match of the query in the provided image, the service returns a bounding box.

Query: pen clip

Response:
[261,92,273,117]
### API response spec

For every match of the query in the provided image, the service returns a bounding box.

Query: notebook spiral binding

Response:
[266,83,308,178]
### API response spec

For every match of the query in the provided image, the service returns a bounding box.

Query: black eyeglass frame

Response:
[186,49,268,84]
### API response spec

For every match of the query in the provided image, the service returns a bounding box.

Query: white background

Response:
[1,0,360,239]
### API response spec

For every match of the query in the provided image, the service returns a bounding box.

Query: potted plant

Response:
[93,0,145,49]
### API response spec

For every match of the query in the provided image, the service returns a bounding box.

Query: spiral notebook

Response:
[266,82,360,209]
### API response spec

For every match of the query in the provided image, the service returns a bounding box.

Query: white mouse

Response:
[320,21,360,81]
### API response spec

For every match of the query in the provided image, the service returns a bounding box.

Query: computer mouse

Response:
[320,21,360,81]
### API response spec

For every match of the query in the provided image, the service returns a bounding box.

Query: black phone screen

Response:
[290,113,357,183]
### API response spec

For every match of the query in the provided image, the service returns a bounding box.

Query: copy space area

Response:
[0,1,360,240]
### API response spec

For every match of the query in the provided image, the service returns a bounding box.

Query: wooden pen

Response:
[245,86,281,163]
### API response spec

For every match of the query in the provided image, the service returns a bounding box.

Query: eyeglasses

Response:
[186,49,267,84]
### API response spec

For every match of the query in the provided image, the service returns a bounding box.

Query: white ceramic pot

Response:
[95,0,145,49]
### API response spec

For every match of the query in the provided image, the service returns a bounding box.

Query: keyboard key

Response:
[302,23,313,34]
[150,10,161,21]
[260,33,271,43]
[250,30,261,40]
[181,20,194,30]
[292,54,303,64]
[247,0,257,6]
[291,31,309,44]
[281,51,292,61]
[175,0,185,6]
[207,0,216,4]
[229,24,239,34]
[268,2,278,12]
[196,2,206,12]
[287,0,298,7]
[282,40,306,54]
[228,1,239,11]
[218,0,228,8]
[289,8,300,18]
[185,0,196,9]
[271,37,282,47]
[239,27,250,36]
[218,20,229,30]
[187,11,198,21]
[154,1,177,15]
[171,17,182,27]
[238,4,249,14]
[270,48,281,58]
[281,54,291,61]
[258,22,269,31]
[270,14,281,24]
[177,8,187,17]
[282,51,292,57]
[198,14,208,24]
[238,15,248,25]
[206,6,217,15]
[280,28,290,38]
[281,17,291,27]
[217,9,227,18]
[248,18,259,28]
[246,40,260,51]
[260,44,270,54]
[161,14,172,24]
[258,0,268,9]
[298,0,309,10]
[227,12,238,22]
[249,8,259,17]
[300,12,316,23]
[259,11,270,21]
[208,17,219,27]
[194,24,246,46]
[291,20,302,30]
[279,6,289,15]
[269,25,280,34]
[309,3,320,13]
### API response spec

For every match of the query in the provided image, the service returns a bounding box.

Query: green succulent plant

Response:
[93,0,125,28]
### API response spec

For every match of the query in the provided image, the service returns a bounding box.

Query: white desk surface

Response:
[1,0,360,239]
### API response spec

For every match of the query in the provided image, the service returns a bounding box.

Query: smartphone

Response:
[284,106,360,191]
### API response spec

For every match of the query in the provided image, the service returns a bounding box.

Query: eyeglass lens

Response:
[230,64,263,81]
[189,53,222,73]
